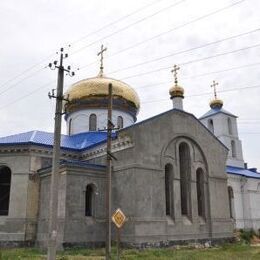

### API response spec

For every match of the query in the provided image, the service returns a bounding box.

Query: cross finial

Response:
[211,80,219,99]
[171,65,180,86]
[97,44,107,77]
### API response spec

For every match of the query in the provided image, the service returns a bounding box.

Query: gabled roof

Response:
[227,165,260,179]
[0,130,109,152]
[199,107,237,120]
[120,108,228,150]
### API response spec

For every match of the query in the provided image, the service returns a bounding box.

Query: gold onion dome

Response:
[64,75,140,120]
[169,65,184,99]
[209,80,223,109]
[209,98,223,109]
[169,85,184,99]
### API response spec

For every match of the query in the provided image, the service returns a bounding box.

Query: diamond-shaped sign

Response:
[112,208,126,229]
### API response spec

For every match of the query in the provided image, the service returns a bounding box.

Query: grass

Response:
[0,243,260,260]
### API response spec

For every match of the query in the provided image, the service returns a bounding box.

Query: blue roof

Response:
[0,130,109,151]
[227,165,260,179]
[199,107,236,120]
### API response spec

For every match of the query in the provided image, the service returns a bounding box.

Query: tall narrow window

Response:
[89,114,97,131]
[85,184,95,217]
[231,140,236,158]
[165,164,174,217]
[179,142,191,216]
[196,168,205,218]
[208,119,214,133]
[227,118,232,135]
[68,118,72,135]
[0,166,11,216]
[228,186,234,219]
[117,116,124,129]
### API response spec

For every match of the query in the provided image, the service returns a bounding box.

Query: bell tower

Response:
[199,81,244,168]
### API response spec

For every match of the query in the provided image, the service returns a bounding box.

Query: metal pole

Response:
[47,51,64,260]
[106,83,113,260]
[117,227,120,260]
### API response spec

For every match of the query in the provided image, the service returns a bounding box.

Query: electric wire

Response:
[70,0,186,55]
[1,79,259,111]
[0,80,56,111]
[108,28,260,75]
[68,0,168,46]
[141,83,260,104]
[120,43,260,80]
[135,62,260,89]
[0,54,55,90]
[0,0,168,90]
[0,67,47,96]
[78,0,246,70]
[0,0,246,93]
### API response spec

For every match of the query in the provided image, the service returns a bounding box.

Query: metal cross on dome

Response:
[171,64,180,86]
[97,44,107,76]
[211,80,219,99]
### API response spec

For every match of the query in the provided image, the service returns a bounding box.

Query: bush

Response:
[240,229,256,243]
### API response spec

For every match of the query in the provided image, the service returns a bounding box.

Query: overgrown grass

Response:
[1,243,260,260]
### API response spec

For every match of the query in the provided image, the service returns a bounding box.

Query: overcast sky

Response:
[0,0,259,169]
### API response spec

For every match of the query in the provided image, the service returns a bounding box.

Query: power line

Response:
[68,0,167,46]
[141,83,260,104]
[135,62,260,89]
[0,67,47,97]
[71,0,186,55]
[0,80,55,111]
[120,43,260,80]
[108,28,260,74]
[78,0,246,70]
[1,79,259,112]
[0,1,167,92]
[0,54,55,90]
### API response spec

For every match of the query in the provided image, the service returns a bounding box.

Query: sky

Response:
[0,0,259,169]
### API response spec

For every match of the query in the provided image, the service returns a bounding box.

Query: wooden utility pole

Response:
[106,83,113,259]
[47,48,74,260]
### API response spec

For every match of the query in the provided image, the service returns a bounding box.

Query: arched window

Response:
[85,184,94,217]
[68,118,72,135]
[227,118,232,135]
[165,164,174,218]
[89,114,97,131]
[228,186,234,219]
[179,142,191,217]
[117,116,124,129]
[208,119,214,133]
[0,166,11,216]
[231,140,236,158]
[196,168,205,218]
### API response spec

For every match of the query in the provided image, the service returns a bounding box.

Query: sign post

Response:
[112,208,127,260]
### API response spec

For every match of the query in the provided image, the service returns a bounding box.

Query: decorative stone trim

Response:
[81,135,134,160]
[0,145,80,160]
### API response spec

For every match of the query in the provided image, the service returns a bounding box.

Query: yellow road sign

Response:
[112,208,126,229]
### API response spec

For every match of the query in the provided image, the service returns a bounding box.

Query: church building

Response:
[0,54,259,249]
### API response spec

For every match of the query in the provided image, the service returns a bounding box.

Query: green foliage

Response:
[240,229,256,244]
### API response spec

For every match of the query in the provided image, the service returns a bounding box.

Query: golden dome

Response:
[169,85,184,98]
[65,76,140,117]
[209,98,223,109]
